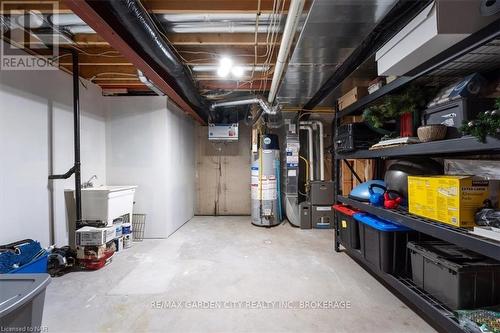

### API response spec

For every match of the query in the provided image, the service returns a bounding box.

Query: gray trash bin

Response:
[0,274,51,330]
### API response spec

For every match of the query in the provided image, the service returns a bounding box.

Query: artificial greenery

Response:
[460,109,500,143]
[362,85,434,128]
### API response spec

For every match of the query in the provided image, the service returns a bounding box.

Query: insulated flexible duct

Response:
[87,0,209,120]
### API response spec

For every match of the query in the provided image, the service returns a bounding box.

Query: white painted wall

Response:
[0,52,106,247]
[105,97,195,238]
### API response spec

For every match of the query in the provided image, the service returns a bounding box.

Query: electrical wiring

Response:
[87,72,138,82]
[257,0,285,95]
[299,155,310,197]
[262,0,286,94]
[250,0,262,90]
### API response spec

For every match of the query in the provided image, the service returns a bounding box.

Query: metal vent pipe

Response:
[300,120,324,181]
[210,96,278,115]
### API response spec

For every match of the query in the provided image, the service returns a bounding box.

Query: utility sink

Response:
[81,185,137,225]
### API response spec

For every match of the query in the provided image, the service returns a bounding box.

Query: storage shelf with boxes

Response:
[332,18,500,332]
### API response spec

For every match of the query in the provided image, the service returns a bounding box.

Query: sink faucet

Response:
[82,175,97,188]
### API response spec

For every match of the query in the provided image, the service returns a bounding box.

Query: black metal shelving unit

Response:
[335,135,500,160]
[330,19,500,333]
[345,248,463,333]
[338,196,500,261]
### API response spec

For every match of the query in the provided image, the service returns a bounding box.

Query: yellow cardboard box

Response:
[408,176,489,228]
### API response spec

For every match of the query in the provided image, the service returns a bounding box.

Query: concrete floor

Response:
[43,216,435,333]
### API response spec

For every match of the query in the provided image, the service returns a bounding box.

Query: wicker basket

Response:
[132,214,146,241]
[417,124,447,142]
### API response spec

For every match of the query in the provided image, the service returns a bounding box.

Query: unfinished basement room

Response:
[1,0,500,332]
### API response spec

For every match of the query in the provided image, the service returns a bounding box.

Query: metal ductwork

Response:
[86,0,209,121]
[210,96,279,126]
[300,120,324,181]
[210,96,278,115]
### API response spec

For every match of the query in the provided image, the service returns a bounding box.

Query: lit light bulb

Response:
[217,57,233,77]
[231,66,244,78]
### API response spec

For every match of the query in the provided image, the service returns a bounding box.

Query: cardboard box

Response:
[340,115,363,125]
[76,241,115,260]
[76,226,116,246]
[341,159,374,196]
[408,176,490,228]
[338,86,368,110]
[444,159,500,207]
[114,237,124,252]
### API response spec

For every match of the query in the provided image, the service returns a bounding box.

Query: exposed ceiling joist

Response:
[64,0,206,124]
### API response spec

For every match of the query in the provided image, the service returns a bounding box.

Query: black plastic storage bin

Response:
[408,241,500,310]
[354,213,416,275]
[333,204,360,250]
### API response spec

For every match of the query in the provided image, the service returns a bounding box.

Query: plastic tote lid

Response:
[407,241,500,272]
[332,204,360,216]
[353,213,412,232]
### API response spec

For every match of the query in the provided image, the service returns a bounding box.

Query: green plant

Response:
[362,85,434,128]
[460,109,500,143]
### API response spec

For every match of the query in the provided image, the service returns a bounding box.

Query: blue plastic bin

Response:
[9,253,48,274]
[353,213,416,274]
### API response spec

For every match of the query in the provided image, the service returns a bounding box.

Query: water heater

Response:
[251,134,281,227]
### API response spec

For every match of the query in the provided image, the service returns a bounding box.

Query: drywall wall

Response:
[105,97,195,238]
[0,51,106,247]
[195,123,251,215]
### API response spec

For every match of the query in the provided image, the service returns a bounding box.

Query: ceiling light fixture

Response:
[217,57,233,78]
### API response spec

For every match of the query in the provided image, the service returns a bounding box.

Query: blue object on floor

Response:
[0,240,47,274]
[9,253,48,274]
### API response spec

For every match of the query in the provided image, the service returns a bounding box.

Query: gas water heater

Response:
[251,134,281,227]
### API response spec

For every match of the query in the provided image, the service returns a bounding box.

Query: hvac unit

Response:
[208,123,239,141]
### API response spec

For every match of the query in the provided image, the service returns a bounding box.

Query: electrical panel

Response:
[208,123,238,141]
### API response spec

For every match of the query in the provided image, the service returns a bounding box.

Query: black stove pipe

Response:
[49,49,82,223]
[87,0,209,121]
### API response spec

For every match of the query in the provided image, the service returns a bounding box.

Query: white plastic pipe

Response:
[268,0,305,104]
[300,120,324,181]
[300,125,314,181]
[170,23,280,34]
